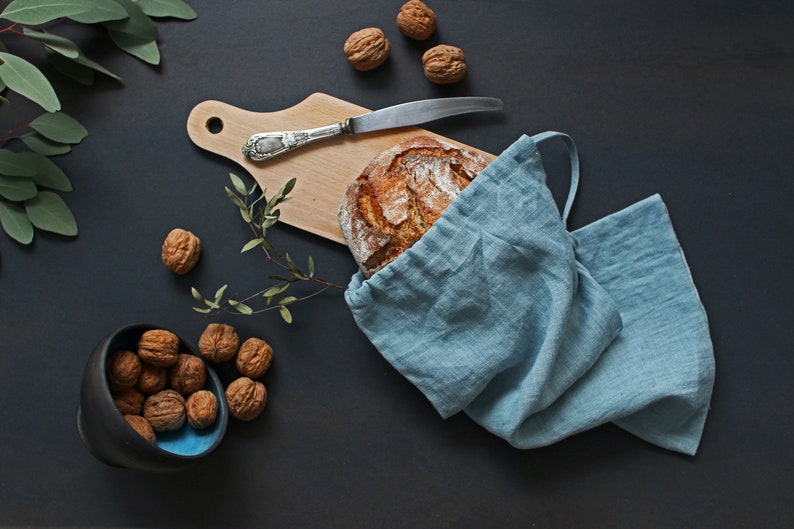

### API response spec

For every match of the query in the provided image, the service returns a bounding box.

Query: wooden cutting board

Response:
[186,92,495,244]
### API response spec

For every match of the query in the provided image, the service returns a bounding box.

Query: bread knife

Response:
[241,97,503,161]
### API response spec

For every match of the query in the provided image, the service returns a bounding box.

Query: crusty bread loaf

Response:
[338,135,491,277]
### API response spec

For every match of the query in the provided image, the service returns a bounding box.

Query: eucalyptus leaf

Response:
[102,0,157,39]
[0,174,38,201]
[106,30,160,64]
[45,48,94,85]
[136,0,196,20]
[213,284,228,303]
[192,306,212,314]
[0,149,37,177]
[46,47,121,84]
[67,0,128,23]
[0,201,34,244]
[278,296,298,306]
[29,112,88,144]
[21,28,80,59]
[24,191,77,235]
[307,255,315,277]
[15,151,72,191]
[21,133,73,156]
[0,52,60,112]
[0,0,104,25]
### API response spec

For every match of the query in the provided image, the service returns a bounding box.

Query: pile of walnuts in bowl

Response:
[107,324,273,444]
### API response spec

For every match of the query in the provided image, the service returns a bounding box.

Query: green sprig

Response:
[191,174,345,323]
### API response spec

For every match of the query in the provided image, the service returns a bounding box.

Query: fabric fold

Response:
[344,133,715,455]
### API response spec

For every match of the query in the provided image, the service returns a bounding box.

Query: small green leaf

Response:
[29,112,88,144]
[241,238,264,253]
[213,284,228,303]
[225,186,246,209]
[192,306,212,314]
[285,253,300,273]
[0,0,109,24]
[0,52,60,112]
[22,28,80,59]
[307,255,315,277]
[279,305,293,324]
[281,177,297,196]
[190,287,205,303]
[238,207,251,223]
[228,299,253,315]
[20,133,72,156]
[229,172,247,196]
[136,0,197,20]
[263,283,289,297]
[24,190,78,236]
[15,152,72,191]
[278,296,298,306]
[0,175,38,201]
[0,149,37,177]
[0,200,34,244]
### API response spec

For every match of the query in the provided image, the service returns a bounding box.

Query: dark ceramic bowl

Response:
[78,323,228,472]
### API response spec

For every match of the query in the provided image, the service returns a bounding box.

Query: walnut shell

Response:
[225,377,267,421]
[113,388,145,415]
[143,389,186,432]
[422,44,467,84]
[198,323,240,363]
[344,27,391,71]
[136,364,167,395]
[169,353,207,395]
[106,350,142,391]
[396,0,437,40]
[161,228,201,275]
[235,337,274,379]
[124,414,156,444]
[137,329,180,367]
[186,390,218,429]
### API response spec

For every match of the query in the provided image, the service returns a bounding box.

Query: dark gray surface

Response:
[1,1,792,527]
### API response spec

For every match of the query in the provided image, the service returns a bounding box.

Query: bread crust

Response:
[338,135,490,277]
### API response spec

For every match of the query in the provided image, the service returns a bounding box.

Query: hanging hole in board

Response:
[206,117,223,134]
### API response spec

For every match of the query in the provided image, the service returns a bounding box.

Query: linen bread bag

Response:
[339,131,715,455]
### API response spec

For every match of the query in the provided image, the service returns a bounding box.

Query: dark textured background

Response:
[1,1,792,527]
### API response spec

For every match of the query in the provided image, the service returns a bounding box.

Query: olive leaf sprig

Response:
[0,0,196,250]
[191,173,345,323]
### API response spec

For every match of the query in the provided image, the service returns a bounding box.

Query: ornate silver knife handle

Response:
[242,121,352,161]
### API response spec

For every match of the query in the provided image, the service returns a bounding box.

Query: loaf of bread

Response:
[338,135,491,277]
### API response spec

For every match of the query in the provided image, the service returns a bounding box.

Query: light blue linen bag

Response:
[344,132,715,455]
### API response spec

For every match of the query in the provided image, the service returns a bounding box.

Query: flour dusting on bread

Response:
[338,135,490,277]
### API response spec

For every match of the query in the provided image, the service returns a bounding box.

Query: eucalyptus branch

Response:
[191,174,345,323]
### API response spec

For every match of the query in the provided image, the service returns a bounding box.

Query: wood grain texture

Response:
[186,93,495,244]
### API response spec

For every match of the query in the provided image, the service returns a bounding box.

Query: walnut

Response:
[136,364,167,394]
[396,0,437,40]
[198,323,240,363]
[137,329,180,367]
[113,388,145,415]
[422,44,467,84]
[124,414,156,444]
[185,390,218,429]
[106,350,141,391]
[344,27,391,71]
[143,389,186,432]
[161,228,201,275]
[225,377,267,421]
[168,353,207,395]
[235,337,274,379]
